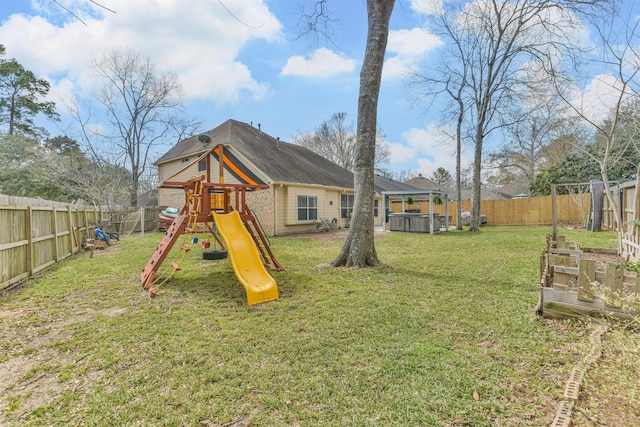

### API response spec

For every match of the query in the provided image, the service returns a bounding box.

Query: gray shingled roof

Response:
[374,174,423,192]
[156,119,354,188]
[405,175,451,192]
[156,119,419,194]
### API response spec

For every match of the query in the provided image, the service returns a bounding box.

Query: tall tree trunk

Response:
[455,91,464,230]
[332,0,395,267]
[130,179,138,207]
[469,128,483,232]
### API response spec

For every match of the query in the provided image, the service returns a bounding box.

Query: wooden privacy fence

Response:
[391,193,591,226]
[0,196,164,292]
[0,204,100,291]
[539,235,639,320]
[602,180,639,262]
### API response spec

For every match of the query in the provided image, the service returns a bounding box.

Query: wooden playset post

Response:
[551,184,558,241]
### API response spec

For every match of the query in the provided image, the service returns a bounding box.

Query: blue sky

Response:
[0,0,634,178]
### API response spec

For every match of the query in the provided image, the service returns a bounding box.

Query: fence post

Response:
[604,263,624,307]
[52,207,59,262]
[140,207,145,236]
[578,259,595,302]
[67,205,75,253]
[26,206,33,277]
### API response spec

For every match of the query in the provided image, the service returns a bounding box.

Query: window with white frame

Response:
[198,158,206,172]
[340,196,379,218]
[297,195,318,221]
[341,194,354,219]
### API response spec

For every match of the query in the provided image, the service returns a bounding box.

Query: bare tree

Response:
[292,112,390,173]
[331,0,395,267]
[549,4,640,250]
[60,154,132,209]
[91,49,187,206]
[420,0,609,231]
[409,5,473,230]
[486,95,576,190]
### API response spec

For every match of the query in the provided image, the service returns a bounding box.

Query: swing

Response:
[202,224,228,260]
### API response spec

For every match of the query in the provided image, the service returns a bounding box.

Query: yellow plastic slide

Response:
[212,211,279,305]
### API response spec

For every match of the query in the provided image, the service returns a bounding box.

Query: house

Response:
[155,119,418,236]
[136,188,158,207]
[405,174,505,200]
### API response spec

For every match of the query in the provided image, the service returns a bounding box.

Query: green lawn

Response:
[0,226,634,426]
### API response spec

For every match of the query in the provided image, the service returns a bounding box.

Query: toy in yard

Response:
[140,143,283,305]
[82,218,119,257]
[89,218,119,244]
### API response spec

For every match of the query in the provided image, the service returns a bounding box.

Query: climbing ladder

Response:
[140,213,189,296]
[141,178,211,297]
[242,211,283,271]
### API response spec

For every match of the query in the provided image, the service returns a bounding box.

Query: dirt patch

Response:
[565,250,637,298]
[580,250,626,272]
[573,329,640,426]
[0,350,70,421]
[0,307,39,321]
[0,306,125,422]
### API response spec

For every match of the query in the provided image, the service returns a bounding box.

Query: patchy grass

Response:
[573,327,640,426]
[0,225,636,426]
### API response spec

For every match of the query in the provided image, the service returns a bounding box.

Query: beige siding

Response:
[156,152,385,236]
[275,185,345,235]
[158,157,201,182]
[275,185,287,235]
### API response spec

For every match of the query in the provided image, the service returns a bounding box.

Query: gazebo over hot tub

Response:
[381,190,450,234]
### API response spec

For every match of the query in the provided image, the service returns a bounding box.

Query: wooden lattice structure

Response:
[538,234,639,320]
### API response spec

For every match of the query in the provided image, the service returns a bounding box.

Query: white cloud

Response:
[388,122,471,177]
[411,0,443,16]
[569,74,631,124]
[0,0,282,105]
[383,28,442,79]
[281,48,357,78]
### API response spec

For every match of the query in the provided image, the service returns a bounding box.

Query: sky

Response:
[0,0,635,179]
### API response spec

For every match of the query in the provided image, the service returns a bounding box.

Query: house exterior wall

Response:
[158,156,201,182]
[277,184,344,235]
[157,157,200,208]
[272,184,384,235]
[156,154,384,236]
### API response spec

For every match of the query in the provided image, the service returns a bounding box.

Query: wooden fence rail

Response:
[539,234,639,319]
[602,180,639,262]
[391,193,591,226]
[0,204,100,291]
[0,197,163,292]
